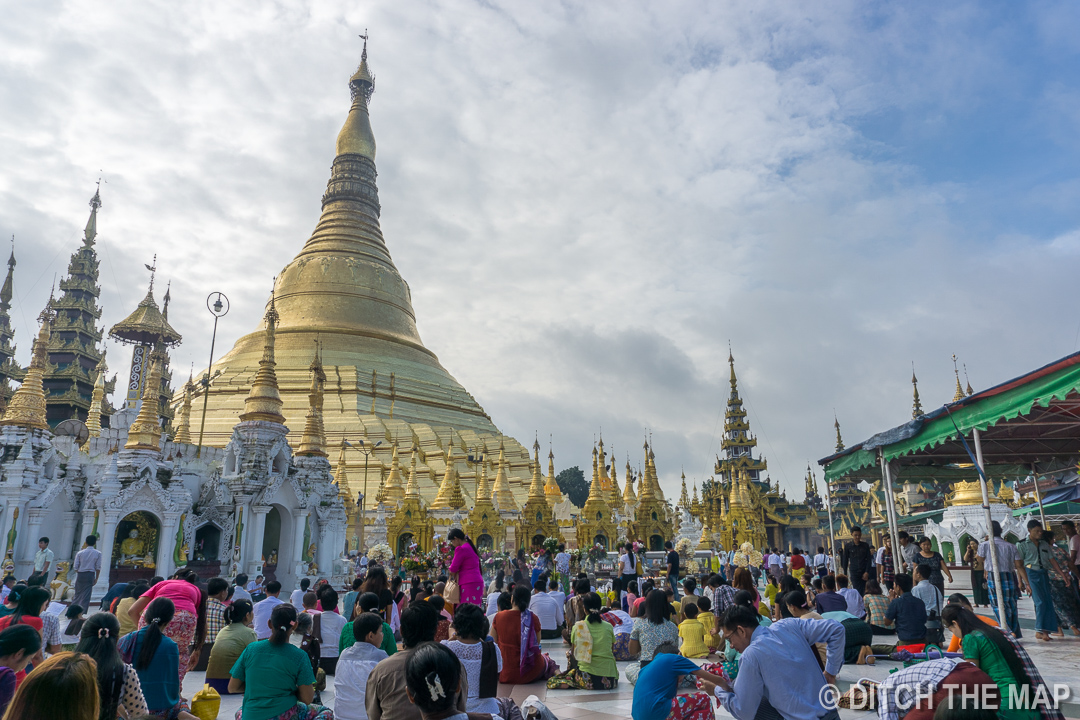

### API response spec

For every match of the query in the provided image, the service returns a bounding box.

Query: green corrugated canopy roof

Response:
[821,351,1080,483]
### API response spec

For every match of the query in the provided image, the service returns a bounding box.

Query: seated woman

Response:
[229,603,333,720]
[864,579,895,635]
[442,603,504,713]
[941,604,1054,720]
[548,592,619,690]
[116,598,198,720]
[115,582,149,638]
[563,579,590,643]
[677,603,709,659]
[428,595,452,643]
[630,644,727,720]
[334,612,389,720]
[491,584,558,684]
[205,599,256,694]
[0,624,41,716]
[405,641,498,720]
[625,589,681,685]
[945,594,998,653]
[601,605,637,660]
[1,651,101,720]
[59,605,85,649]
[76,612,149,720]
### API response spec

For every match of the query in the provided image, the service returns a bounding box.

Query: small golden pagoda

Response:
[0,305,53,431]
[387,447,434,555]
[576,445,616,549]
[520,438,558,547]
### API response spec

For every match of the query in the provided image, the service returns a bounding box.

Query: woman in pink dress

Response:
[447,528,484,606]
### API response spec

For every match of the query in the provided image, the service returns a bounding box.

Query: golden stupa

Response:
[187,40,535,503]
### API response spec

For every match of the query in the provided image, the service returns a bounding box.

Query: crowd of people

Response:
[0,518,1076,720]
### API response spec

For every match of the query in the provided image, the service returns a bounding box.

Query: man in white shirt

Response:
[252,580,284,639]
[546,577,566,610]
[30,537,54,584]
[231,573,253,603]
[247,574,264,593]
[528,579,563,639]
[290,578,311,610]
[71,535,103,609]
[315,586,347,673]
[897,531,919,573]
[835,575,865,619]
[767,548,783,581]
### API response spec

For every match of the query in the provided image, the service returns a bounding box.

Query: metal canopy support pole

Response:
[974,428,1006,624]
[878,450,902,576]
[1030,463,1048,528]
[824,477,839,574]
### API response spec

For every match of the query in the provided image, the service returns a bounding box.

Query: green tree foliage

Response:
[555,466,588,507]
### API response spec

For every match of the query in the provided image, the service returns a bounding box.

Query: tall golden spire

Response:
[172,372,193,445]
[609,454,622,507]
[834,415,844,452]
[964,364,973,397]
[85,353,107,440]
[381,444,405,505]
[333,441,354,508]
[952,354,965,402]
[239,292,285,424]
[405,446,421,499]
[125,344,165,450]
[911,364,924,418]
[679,472,690,508]
[476,453,492,499]
[543,444,562,504]
[638,442,656,500]
[622,459,637,505]
[83,184,101,247]
[296,343,327,456]
[492,442,517,511]
[0,304,53,430]
[527,436,546,500]
[431,446,465,509]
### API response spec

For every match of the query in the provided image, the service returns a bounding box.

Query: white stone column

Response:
[92,512,120,601]
[316,519,335,573]
[247,507,269,577]
[59,512,80,562]
[292,509,310,576]
[158,513,182,579]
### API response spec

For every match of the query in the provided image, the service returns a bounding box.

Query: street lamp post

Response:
[350,439,382,553]
[196,292,229,458]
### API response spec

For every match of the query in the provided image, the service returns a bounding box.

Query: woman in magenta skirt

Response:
[448,528,484,606]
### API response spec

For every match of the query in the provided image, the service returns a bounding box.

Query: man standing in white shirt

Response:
[528,579,563,639]
[252,580,284,640]
[71,535,102,609]
[30,537,54,585]
[767,548,783,582]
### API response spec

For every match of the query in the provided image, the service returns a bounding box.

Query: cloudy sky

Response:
[3,1,1080,500]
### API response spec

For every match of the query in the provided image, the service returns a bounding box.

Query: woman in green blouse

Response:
[941,604,1038,720]
[547,592,618,690]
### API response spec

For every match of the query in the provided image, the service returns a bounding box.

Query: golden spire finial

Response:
[834,414,844,452]
[492,442,517,511]
[297,342,327,457]
[339,31,376,159]
[544,440,562,503]
[527,441,545,501]
[0,305,53,430]
[125,343,166,450]
[432,445,465,509]
[475,450,492,498]
[405,446,420,499]
[964,363,974,397]
[86,353,108,440]
[623,458,636,505]
[381,444,405,505]
[609,453,621,505]
[951,354,965,402]
[172,369,193,445]
[84,182,102,246]
[239,288,286,424]
[911,363,924,418]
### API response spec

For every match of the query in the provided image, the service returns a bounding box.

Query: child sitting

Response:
[695,596,719,651]
[677,602,709,658]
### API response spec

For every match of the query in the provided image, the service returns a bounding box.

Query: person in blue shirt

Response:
[630,643,726,720]
[884,574,927,644]
[711,604,845,720]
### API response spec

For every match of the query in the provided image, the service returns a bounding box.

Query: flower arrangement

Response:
[675,538,695,557]
[366,543,394,566]
[401,544,430,573]
[542,537,560,555]
[426,539,454,573]
[732,541,763,568]
[482,551,508,569]
[585,543,607,563]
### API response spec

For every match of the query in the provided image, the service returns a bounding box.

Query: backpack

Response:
[299,613,325,690]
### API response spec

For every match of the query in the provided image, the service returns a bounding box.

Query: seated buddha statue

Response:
[119,529,147,566]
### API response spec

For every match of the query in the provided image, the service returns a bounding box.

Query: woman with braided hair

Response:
[547,591,619,690]
[76,612,149,720]
[117,598,197,720]
[228,603,333,720]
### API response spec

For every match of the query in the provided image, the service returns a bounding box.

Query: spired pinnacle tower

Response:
[193,39,517,495]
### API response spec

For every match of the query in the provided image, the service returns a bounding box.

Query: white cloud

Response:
[2,0,1078,500]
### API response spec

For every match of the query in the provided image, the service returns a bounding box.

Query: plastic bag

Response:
[520,695,558,720]
[190,684,221,720]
